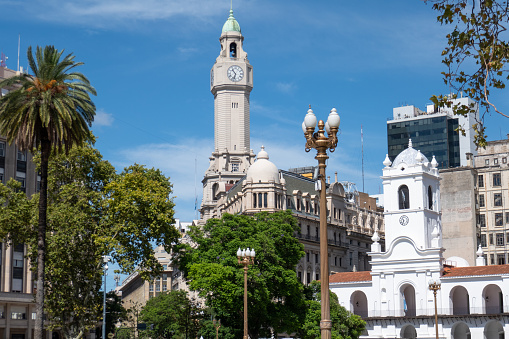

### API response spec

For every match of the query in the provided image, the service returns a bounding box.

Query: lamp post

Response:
[237,248,255,339]
[428,278,441,339]
[102,256,110,339]
[213,319,221,339]
[302,106,340,339]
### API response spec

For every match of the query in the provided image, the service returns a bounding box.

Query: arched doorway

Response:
[401,284,416,317]
[400,325,417,339]
[451,322,471,339]
[350,290,368,318]
[484,320,504,339]
[483,284,503,314]
[450,285,470,315]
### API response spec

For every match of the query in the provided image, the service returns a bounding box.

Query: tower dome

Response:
[222,9,241,33]
[246,146,280,183]
[391,139,429,167]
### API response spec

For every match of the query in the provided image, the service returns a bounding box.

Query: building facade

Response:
[330,142,509,339]
[208,146,384,282]
[0,66,41,339]
[476,136,509,266]
[387,97,478,169]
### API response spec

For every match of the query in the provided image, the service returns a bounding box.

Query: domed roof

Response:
[222,9,241,33]
[392,139,429,167]
[246,146,280,183]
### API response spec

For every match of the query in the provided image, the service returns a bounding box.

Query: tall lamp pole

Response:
[302,106,340,339]
[102,256,110,339]
[428,279,441,339]
[237,248,255,339]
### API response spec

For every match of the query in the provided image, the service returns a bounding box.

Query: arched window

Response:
[229,42,237,58]
[428,186,433,210]
[398,185,410,209]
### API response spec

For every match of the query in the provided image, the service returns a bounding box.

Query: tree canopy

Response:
[426,0,509,147]
[0,143,179,339]
[299,281,365,339]
[140,290,205,339]
[174,211,306,339]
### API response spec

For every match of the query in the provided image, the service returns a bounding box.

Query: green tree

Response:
[299,281,365,339]
[174,211,306,339]
[140,290,205,339]
[0,45,97,339]
[105,291,128,337]
[0,143,179,339]
[425,0,509,147]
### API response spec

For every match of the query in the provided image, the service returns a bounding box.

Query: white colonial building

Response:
[330,141,509,339]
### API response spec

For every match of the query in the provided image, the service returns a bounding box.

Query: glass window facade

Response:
[387,116,460,169]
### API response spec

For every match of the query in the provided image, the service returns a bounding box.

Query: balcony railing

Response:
[354,306,507,319]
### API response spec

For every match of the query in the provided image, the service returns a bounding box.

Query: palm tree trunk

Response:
[35,140,50,339]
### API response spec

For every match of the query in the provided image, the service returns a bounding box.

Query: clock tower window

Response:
[427,186,433,210]
[398,185,410,210]
[230,42,237,58]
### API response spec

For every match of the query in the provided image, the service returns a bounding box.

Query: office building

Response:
[0,66,41,339]
[475,136,509,266]
[387,96,478,169]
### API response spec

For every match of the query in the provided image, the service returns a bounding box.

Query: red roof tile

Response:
[329,271,372,283]
[443,264,509,278]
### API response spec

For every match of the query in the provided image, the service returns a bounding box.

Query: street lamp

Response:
[213,319,221,339]
[102,256,110,339]
[428,278,441,339]
[302,106,340,339]
[237,248,255,339]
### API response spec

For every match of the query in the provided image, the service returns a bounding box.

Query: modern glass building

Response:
[387,97,477,169]
[388,114,460,169]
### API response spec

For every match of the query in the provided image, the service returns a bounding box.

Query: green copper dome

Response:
[222,9,241,33]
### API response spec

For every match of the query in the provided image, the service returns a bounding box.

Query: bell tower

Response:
[200,8,255,222]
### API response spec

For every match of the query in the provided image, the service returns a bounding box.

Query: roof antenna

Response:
[361,124,364,192]
[17,34,20,72]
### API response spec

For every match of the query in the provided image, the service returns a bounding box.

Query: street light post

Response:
[102,256,110,339]
[237,248,255,339]
[428,279,441,339]
[302,106,340,339]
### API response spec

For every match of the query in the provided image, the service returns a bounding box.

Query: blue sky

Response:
[1,0,508,285]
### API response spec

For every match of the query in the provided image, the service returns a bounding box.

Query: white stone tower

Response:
[200,8,256,221]
[380,140,442,250]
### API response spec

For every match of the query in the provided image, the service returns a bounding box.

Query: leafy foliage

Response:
[174,211,306,339]
[299,281,365,339]
[140,290,205,339]
[105,291,128,337]
[0,143,179,339]
[426,0,509,147]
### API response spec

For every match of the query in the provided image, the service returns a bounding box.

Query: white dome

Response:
[246,146,280,183]
[392,139,429,167]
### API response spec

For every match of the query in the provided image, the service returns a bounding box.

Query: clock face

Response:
[399,215,409,226]
[227,65,244,82]
[210,69,214,87]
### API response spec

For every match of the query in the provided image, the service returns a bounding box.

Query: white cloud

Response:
[275,82,296,94]
[108,137,213,220]
[26,0,225,26]
[94,109,114,127]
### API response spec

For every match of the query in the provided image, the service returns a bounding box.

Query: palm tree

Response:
[0,46,96,339]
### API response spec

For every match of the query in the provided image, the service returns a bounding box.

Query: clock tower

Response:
[200,8,256,221]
